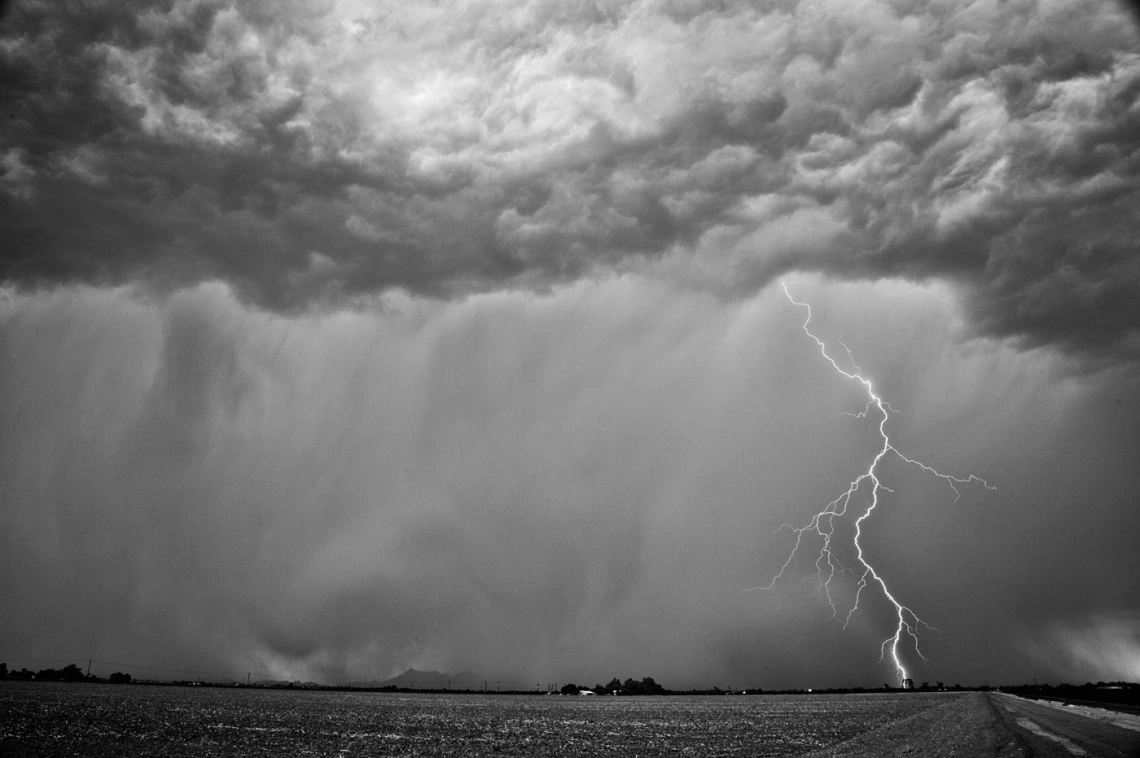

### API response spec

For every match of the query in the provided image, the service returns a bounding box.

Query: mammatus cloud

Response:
[2,0,1139,363]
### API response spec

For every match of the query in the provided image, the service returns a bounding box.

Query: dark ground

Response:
[0,683,950,756]
[2,683,1138,756]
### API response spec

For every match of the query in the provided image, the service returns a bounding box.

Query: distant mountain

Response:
[378,668,480,689]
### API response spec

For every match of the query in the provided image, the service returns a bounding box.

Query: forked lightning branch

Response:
[750,282,995,684]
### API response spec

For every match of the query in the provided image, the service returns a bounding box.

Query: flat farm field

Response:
[0,683,968,756]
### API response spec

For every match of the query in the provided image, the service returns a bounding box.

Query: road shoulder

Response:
[806,692,1024,757]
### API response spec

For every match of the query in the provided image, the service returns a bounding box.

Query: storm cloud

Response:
[2,0,1138,360]
[2,0,1139,689]
[3,278,1137,687]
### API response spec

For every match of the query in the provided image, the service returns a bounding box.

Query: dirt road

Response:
[808,691,1140,757]
[990,692,1140,758]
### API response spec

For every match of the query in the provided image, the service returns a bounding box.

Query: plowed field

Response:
[0,683,972,756]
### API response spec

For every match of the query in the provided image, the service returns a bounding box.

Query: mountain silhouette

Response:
[378,668,480,689]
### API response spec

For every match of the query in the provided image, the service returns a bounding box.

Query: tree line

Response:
[560,677,667,695]
[0,662,131,683]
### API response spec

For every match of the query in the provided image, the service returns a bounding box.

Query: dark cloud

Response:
[4,0,1140,692]
[0,0,1137,679]
[2,0,1138,363]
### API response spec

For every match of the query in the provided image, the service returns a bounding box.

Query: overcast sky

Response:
[1,0,1138,690]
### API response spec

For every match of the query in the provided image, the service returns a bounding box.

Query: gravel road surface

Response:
[990,693,1140,758]
[810,691,1140,757]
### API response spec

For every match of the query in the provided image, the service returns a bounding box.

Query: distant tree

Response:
[920,681,930,691]
[638,677,665,695]
[109,672,132,684]
[560,683,580,695]
[28,665,86,682]
[0,662,6,680]
[936,681,944,690]
[596,676,667,696]
[9,668,34,681]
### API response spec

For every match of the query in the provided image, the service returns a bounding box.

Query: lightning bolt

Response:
[749,281,994,684]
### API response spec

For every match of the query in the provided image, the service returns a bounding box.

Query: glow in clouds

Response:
[751,282,995,684]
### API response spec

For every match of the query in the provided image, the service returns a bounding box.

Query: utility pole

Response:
[86,660,91,678]
[247,673,251,686]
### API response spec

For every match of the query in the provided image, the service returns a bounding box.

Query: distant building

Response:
[579,689,596,696]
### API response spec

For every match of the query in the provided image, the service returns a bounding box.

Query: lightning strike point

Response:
[749,280,995,685]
